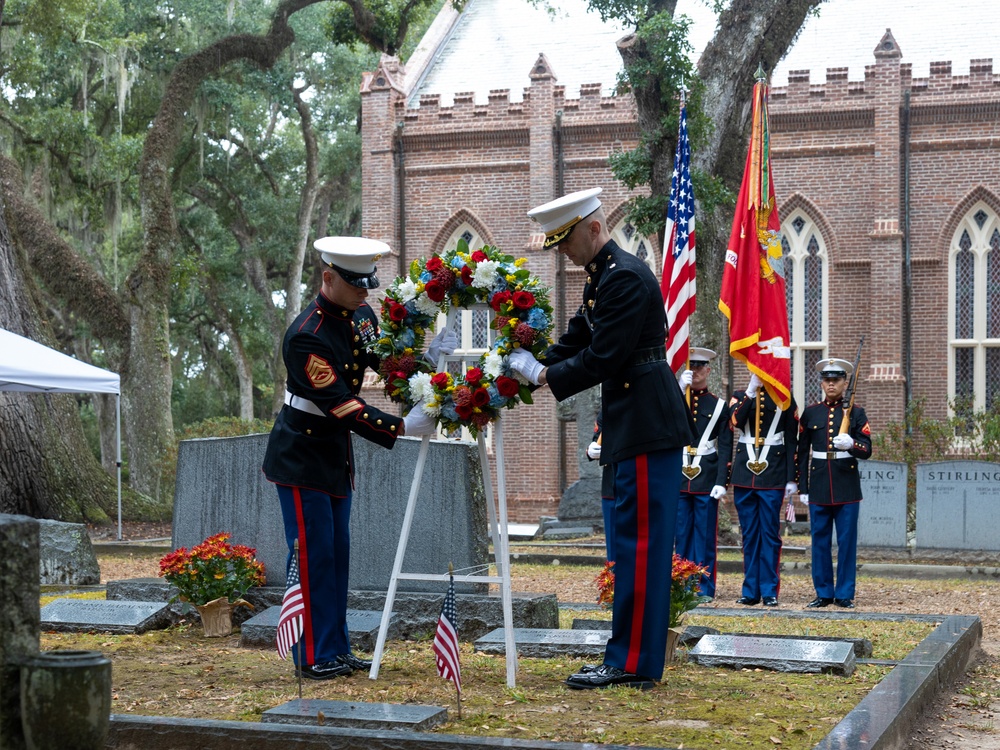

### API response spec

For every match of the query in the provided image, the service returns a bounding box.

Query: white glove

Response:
[746,373,763,397]
[586,441,602,460]
[508,348,544,385]
[402,410,436,437]
[709,485,727,500]
[784,481,798,498]
[426,327,459,364]
[798,493,809,505]
[678,370,693,389]
[832,433,854,451]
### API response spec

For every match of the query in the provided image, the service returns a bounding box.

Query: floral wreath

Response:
[371,239,554,437]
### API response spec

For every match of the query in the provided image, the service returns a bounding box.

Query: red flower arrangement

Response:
[158,532,265,608]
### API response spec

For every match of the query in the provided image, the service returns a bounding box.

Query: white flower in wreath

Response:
[397,278,418,303]
[420,398,442,417]
[408,372,434,404]
[414,293,440,317]
[482,349,504,379]
[472,260,500,289]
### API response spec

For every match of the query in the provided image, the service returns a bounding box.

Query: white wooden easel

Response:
[368,305,518,687]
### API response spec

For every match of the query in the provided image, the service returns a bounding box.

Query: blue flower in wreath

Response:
[450,256,465,271]
[441,402,459,422]
[420,270,432,283]
[488,384,506,407]
[527,308,549,329]
[396,328,416,348]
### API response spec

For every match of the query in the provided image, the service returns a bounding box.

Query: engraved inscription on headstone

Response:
[262,699,447,730]
[474,627,608,658]
[688,634,855,675]
[917,461,1000,550]
[239,606,386,651]
[40,599,170,634]
[857,460,908,547]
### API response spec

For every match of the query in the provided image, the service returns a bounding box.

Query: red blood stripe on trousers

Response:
[626,454,650,674]
[292,487,314,664]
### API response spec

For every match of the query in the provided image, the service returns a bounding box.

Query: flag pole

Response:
[677,82,693,408]
[294,538,303,701]
[448,561,462,719]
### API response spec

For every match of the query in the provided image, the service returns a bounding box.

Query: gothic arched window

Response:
[610,220,657,274]
[781,211,828,406]
[949,204,1000,417]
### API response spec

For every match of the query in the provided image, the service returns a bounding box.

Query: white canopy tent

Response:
[0,328,123,539]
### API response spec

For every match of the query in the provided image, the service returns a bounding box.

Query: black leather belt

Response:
[627,347,667,367]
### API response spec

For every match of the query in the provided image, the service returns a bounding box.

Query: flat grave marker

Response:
[40,599,170,634]
[474,627,607,658]
[261,699,447,730]
[689,634,855,675]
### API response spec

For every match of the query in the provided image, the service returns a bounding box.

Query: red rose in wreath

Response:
[465,367,483,387]
[495,376,520,398]
[460,265,473,285]
[389,302,408,322]
[472,388,491,407]
[431,372,450,388]
[490,291,511,311]
[425,279,446,302]
[456,403,474,420]
[471,250,489,263]
[425,255,444,272]
[512,290,535,310]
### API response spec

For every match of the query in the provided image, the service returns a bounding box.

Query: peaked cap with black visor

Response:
[314,236,388,289]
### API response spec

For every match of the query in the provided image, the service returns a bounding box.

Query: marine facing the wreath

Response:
[262,236,453,680]
[510,187,695,690]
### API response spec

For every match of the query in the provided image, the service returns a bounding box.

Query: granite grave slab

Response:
[857,460,908,548]
[172,434,489,589]
[240,607,385,651]
[917,461,1000,550]
[474,627,608,658]
[689,634,855,675]
[261,699,447,730]
[40,599,170,634]
[729,632,873,658]
[37,519,101,585]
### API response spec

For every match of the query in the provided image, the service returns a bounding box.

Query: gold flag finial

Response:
[754,62,767,82]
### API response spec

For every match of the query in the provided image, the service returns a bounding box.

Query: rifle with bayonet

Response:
[838,336,865,435]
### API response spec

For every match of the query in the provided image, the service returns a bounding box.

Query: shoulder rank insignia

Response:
[862,421,871,436]
[305,353,337,388]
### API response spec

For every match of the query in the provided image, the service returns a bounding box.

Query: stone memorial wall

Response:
[172,434,489,589]
[857,460,908,547]
[916,461,1000,550]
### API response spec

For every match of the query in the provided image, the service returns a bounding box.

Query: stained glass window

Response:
[472,309,489,349]
[988,229,1000,339]
[792,216,806,234]
[987,348,1000,412]
[804,235,823,341]
[781,213,827,410]
[783,236,793,329]
[975,209,989,230]
[460,230,474,245]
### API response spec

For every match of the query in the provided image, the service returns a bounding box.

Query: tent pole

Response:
[116,393,122,541]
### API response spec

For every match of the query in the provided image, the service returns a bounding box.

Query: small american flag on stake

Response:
[276,539,304,660]
[433,564,462,713]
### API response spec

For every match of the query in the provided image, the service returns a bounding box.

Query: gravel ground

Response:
[91,522,1000,748]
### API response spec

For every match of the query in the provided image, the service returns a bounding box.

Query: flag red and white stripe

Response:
[432,574,461,693]
[662,96,696,373]
[276,544,304,660]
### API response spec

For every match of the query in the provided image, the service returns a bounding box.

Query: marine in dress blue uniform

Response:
[510,188,696,690]
[798,358,873,609]
[722,374,799,606]
[674,347,732,599]
[262,237,440,680]
[587,411,616,562]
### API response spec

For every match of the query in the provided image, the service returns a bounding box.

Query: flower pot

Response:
[665,626,684,663]
[20,650,111,750]
[196,596,233,637]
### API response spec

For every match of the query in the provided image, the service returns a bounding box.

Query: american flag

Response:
[276,542,304,660]
[432,575,461,693]
[661,96,697,374]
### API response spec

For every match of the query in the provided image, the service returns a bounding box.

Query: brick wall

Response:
[361,36,1000,520]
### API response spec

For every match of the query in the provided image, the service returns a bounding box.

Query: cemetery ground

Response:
[45,527,1000,749]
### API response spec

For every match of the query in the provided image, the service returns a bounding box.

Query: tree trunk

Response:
[0,197,118,521]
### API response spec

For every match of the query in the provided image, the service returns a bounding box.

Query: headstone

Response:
[507,523,539,541]
[728,632,873,658]
[107,580,560,641]
[240,607,385,652]
[0,514,40,750]
[688,634,855,675]
[171,434,489,589]
[261,699,447,731]
[555,387,603,522]
[571,618,611,630]
[474,627,608,658]
[37,519,101,585]
[39,599,170,635]
[916,461,1000,550]
[542,526,594,540]
[857,461,908,547]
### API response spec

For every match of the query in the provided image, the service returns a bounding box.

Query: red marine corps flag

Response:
[718,66,792,409]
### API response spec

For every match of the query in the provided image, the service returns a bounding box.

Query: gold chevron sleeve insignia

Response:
[305,354,336,388]
[330,400,363,419]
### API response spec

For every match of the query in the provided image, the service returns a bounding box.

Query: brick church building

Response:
[358,0,1000,520]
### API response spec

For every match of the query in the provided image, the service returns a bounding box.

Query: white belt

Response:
[812,450,850,460]
[739,434,784,446]
[284,390,324,416]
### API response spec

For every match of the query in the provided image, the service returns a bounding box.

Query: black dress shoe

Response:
[335,653,373,671]
[577,663,601,674]
[295,661,353,680]
[736,596,760,606]
[762,596,779,607]
[834,598,855,609]
[806,597,834,608]
[565,664,655,690]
